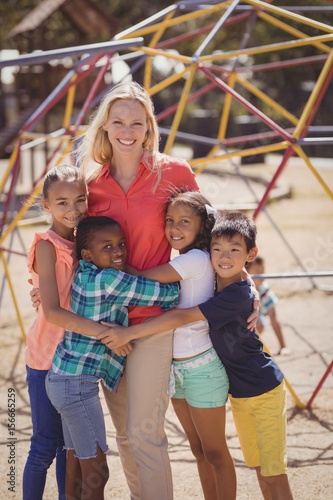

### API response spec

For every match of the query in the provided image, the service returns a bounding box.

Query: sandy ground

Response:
[0,155,333,499]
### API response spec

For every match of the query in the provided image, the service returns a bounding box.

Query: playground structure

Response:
[0,0,332,408]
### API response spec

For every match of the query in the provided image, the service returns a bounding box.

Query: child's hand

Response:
[247,293,260,331]
[113,344,133,357]
[98,322,132,349]
[28,279,41,309]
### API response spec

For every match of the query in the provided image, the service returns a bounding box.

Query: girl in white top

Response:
[127,191,236,500]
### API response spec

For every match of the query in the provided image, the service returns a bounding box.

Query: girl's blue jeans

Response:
[22,366,66,500]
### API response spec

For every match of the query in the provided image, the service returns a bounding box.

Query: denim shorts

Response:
[45,370,108,459]
[169,348,229,408]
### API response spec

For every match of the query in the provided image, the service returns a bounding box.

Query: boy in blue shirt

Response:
[99,212,293,499]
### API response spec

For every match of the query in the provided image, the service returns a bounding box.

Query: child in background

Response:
[45,216,179,500]
[246,256,291,356]
[99,212,293,500]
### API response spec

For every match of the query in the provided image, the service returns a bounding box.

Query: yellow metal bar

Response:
[190,141,288,169]
[200,34,333,63]
[164,64,198,155]
[0,181,43,246]
[148,67,190,96]
[262,342,305,408]
[234,74,299,126]
[0,251,26,342]
[219,72,236,141]
[117,2,232,39]
[144,10,176,89]
[245,0,333,34]
[292,145,333,200]
[293,49,333,140]
[0,142,20,194]
[283,377,306,409]
[136,46,192,65]
[258,11,331,55]
[196,72,237,173]
[63,78,77,129]
[144,58,153,91]
[21,132,71,141]
[56,141,75,162]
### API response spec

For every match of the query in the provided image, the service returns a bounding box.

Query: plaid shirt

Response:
[258,281,278,316]
[52,260,179,391]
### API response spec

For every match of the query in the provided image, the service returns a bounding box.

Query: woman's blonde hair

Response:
[76,82,161,182]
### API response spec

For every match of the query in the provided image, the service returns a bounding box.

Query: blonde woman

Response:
[77,82,199,500]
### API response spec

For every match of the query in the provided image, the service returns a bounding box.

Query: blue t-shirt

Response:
[198,279,284,398]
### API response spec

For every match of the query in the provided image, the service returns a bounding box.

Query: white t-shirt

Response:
[169,249,214,357]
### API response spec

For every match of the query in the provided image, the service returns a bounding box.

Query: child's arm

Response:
[98,306,204,349]
[35,240,132,353]
[267,306,287,350]
[136,263,182,283]
[108,270,180,310]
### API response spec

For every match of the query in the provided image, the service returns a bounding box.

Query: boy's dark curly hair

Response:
[75,216,121,260]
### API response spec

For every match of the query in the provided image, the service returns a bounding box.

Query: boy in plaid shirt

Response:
[46,216,179,499]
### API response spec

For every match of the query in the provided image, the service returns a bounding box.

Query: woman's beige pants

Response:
[102,330,173,500]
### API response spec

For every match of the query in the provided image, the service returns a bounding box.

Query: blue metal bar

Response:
[192,0,241,62]
[0,39,143,69]
[114,5,177,40]
[251,272,333,279]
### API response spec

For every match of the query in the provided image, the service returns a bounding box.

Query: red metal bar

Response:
[199,65,294,142]
[209,54,328,76]
[253,61,333,218]
[304,63,333,135]
[156,82,216,122]
[253,147,295,219]
[22,54,103,132]
[0,247,27,257]
[155,12,250,50]
[306,360,333,408]
[73,54,112,132]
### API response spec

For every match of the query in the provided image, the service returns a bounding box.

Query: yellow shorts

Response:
[229,381,287,477]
